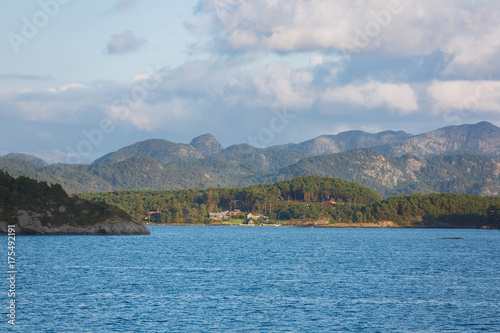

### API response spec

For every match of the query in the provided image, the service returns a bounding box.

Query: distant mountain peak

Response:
[475,120,494,126]
[470,121,498,132]
[190,133,223,156]
[3,153,48,167]
[283,128,412,155]
[94,138,203,164]
[434,121,496,133]
[192,133,216,139]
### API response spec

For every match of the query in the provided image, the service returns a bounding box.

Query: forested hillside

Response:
[95,139,203,164]
[80,176,382,222]
[80,175,500,229]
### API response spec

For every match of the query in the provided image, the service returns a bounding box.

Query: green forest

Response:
[80,175,500,229]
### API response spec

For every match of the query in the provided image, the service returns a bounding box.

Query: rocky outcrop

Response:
[190,133,223,156]
[0,210,150,235]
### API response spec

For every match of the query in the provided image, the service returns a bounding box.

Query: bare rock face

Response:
[282,122,500,158]
[288,130,411,156]
[190,134,223,156]
[375,122,500,157]
[0,211,150,235]
[295,136,341,155]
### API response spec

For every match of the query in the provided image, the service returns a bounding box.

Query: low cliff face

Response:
[0,211,150,235]
[0,210,150,236]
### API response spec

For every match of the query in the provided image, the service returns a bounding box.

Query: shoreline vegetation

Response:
[82,175,500,230]
[143,221,498,229]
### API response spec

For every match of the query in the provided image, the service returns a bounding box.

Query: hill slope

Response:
[281,130,412,155]
[270,149,500,197]
[3,153,49,167]
[95,139,203,164]
[375,121,500,157]
[214,144,310,170]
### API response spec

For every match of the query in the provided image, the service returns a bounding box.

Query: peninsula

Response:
[0,171,150,235]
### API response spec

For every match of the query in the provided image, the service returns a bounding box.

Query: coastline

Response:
[143,221,499,230]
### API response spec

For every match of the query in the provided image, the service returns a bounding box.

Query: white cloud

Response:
[322,82,418,114]
[309,55,324,68]
[0,57,423,135]
[248,63,315,109]
[0,85,104,124]
[107,99,198,131]
[441,26,500,77]
[428,80,500,113]
[196,0,500,77]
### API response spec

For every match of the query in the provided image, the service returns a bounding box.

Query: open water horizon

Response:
[2,226,500,332]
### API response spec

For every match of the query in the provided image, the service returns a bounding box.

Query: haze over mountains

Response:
[1,122,499,197]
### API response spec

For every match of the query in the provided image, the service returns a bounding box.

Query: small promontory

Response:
[0,171,150,235]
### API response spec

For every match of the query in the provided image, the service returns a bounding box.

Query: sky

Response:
[1,0,500,164]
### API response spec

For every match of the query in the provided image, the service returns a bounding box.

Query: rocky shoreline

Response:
[0,210,150,235]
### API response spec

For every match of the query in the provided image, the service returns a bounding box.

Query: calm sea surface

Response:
[2,226,500,332]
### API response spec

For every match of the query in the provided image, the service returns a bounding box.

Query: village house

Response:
[321,198,337,204]
[246,213,269,221]
[142,210,161,220]
[208,212,228,220]
[208,213,226,220]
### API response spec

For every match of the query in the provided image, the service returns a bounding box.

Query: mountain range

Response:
[1,121,499,197]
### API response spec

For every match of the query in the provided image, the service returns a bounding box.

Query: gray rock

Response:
[0,210,150,235]
[190,133,223,156]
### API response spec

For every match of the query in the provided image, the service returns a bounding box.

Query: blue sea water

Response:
[1,226,500,332]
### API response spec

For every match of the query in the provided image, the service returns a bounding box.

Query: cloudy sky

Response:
[1,0,500,163]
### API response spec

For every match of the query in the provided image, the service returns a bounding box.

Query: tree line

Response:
[80,175,500,228]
